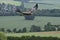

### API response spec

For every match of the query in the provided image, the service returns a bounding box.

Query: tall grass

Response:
[0,32,7,40]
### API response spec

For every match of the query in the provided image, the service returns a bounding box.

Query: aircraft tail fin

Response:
[33,3,38,10]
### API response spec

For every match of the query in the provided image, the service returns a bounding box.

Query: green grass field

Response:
[5,31,60,38]
[0,16,60,38]
[0,16,60,30]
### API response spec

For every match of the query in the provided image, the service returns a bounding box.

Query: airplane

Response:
[16,3,38,15]
[16,0,54,15]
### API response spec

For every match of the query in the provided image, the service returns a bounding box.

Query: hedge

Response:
[7,36,60,40]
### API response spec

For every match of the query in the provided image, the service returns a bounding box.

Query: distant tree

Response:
[47,22,51,26]
[44,22,56,31]
[13,28,17,33]
[17,29,22,33]
[0,28,5,32]
[44,22,51,31]
[50,26,56,31]
[44,25,49,31]
[30,25,41,32]
[57,27,60,31]
[22,27,27,32]
[6,29,11,33]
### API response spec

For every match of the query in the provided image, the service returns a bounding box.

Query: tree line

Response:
[0,32,60,40]
[7,36,60,40]
[34,9,60,17]
[0,22,60,33]
[1,32,60,40]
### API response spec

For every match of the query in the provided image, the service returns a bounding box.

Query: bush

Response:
[0,32,7,40]
[57,27,60,31]
[0,28,5,32]
[22,27,27,32]
[6,29,11,33]
[44,22,56,31]
[30,25,41,32]
[13,28,17,33]
[16,29,22,33]
[7,36,60,40]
